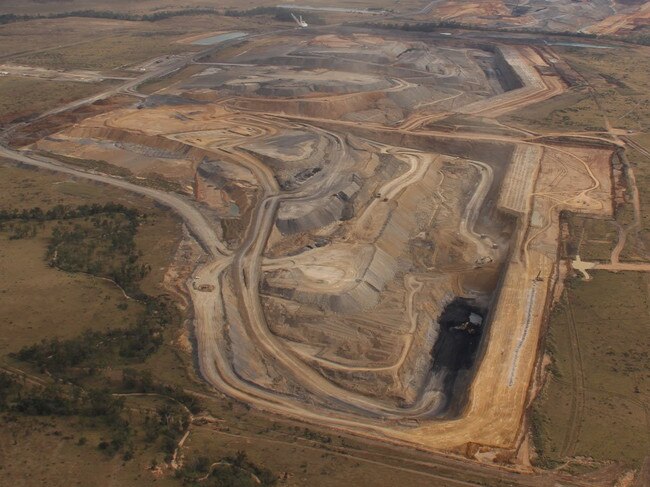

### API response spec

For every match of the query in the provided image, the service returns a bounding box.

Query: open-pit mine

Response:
[5,27,618,461]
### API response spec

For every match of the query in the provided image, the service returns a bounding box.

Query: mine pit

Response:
[431,297,487,411]
[9,24,621,455]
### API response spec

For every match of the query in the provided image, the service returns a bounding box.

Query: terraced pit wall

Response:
[494,46,525,92]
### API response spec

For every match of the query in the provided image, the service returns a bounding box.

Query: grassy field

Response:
[0,161,188,485]
[0,17,204,60]
[503,88,606,132]
[0,0,409,16]
[0,162,182,354]
[622,133,650,261]
[0,18,132,59]
[16,33,196,71]
[561,213,618,262]
[0,76,115,125]
[558,47,650,132]
[0,14,264,71]
[532,271,650,469]
[506,44,650,263]
[508,45,650,473]
[0,231,145,353]
[503,46,650,134]
[555,47,650,262]
[0,406,185,487]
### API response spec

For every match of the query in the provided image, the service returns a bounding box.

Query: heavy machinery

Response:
[291,12,308,28]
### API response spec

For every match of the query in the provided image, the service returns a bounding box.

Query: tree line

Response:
[15,294,178,371]
[0,202,139,223]
[350,21,650,46]
[1,203,150,294]
[0,373,133,456]
[0,9,220,25]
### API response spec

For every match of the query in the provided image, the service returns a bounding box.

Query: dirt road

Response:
[0,146,228,257]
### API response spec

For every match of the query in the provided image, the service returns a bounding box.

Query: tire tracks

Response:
[560,293,586,458]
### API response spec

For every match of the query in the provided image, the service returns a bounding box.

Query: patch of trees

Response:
[3,202,182,372]
[2,199,200,465]
[14,384,123,418]
[0,14,28,25]
[0,369,205,462]
[143,402,190,461]
[0,202,139,223]
[0,203,150,294]
[0,9,220,25]
[0,374,133,456]
[622,33,650,46]
[352,20,602,39]
[1,221,38,239]
[122,368,202,414]
[15,295,178,371]
[46,211,147,294]
[177,450,277,486]
[301,427,332,444]
[369,20,649,46]
[354,20,650,47]
[225,6,285,17]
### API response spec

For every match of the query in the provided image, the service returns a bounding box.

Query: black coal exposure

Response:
[432,297,485,379]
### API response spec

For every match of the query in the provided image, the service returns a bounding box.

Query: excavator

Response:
[291,12,308,28]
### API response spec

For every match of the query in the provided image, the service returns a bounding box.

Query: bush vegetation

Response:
[0,373,133,456]
[1,202,180,372]
[177,450,277,486]
[0,196,277,481]
[15,295,177,371]
[351,21,650,46]
[0,9,220,25]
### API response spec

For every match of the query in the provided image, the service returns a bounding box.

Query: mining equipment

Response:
[291,13,308,28]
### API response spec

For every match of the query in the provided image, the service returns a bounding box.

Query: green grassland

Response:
[513,45,650,472]
[0,76,116,125]
[16,33,196,71]
[532,271,649,468]
[503,89,606,132]
[561,213,619,262]
[502,46,650,133]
